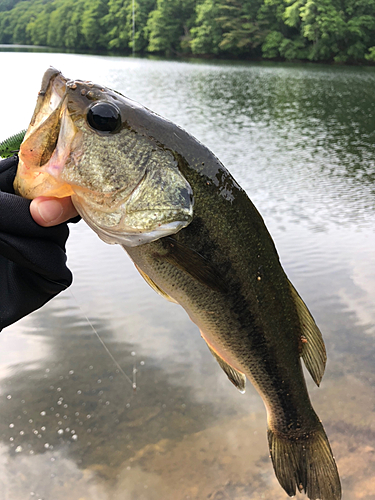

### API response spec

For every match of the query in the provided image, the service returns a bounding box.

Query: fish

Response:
[14,67,341,500]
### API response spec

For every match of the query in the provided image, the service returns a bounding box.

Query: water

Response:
[0,51,375,499]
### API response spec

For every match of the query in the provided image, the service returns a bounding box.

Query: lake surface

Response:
[0,51,375,500]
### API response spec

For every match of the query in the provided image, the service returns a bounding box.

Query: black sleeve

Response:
[0,156,76,331]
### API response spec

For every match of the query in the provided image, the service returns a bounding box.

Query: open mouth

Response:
[14,68,75,199]
[29,68,67,132]
[20,69,67,169]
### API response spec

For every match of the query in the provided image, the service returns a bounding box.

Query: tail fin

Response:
[268,425,341,500]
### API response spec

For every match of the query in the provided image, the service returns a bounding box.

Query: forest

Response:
[0,0,375,63]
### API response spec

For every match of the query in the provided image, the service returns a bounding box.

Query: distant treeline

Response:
[1,0,375,63]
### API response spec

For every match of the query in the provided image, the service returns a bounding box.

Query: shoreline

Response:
[1,44,375,67]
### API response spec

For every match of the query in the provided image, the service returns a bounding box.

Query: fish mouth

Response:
[14,68,75,199]
[29,67,67,133]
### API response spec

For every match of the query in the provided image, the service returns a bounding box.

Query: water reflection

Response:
[0,290,271,499]
[0,296,220,456]
[184,64,375,230]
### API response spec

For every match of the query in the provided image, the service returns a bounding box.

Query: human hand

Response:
[0,155,79,330]
[0,153,79,227]
[30,196,79,227]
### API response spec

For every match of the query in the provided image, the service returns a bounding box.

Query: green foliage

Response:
[132,0,156,52]
[262,30,284,58]
[365,46,375,61]
[101,0,156,52]
[46,0,85,49]
[81,0,109,49]
[146,0,195,54]
[0,0,375,62]
[28,8,50,46]
[0,0,22,12]
[190,0,222,55]
[190,0,268,57]
[216,0,266,55]
[298,0,375,61]
[102,0,132,51]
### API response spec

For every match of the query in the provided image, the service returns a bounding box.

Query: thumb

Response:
[30,196,79,227]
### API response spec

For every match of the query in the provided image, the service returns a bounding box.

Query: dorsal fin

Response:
[134,264,178,304]
[289,280,326,386]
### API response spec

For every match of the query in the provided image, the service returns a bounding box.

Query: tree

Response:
[81,0,109,50]
[47,0,85,49]
[190,0,223,54]
[147,0,196,55]
[0,0,21,12]
[0,0,375,61]
[216,0,265,56]
[5,1,33,44]
[281,0,375,62]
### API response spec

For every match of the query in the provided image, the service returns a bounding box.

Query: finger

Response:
[30,196,79,227]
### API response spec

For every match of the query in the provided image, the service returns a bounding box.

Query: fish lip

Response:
[39,67,64,96]
[28,68,68,132]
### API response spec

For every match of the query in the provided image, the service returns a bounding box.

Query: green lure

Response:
[0,130,26,159]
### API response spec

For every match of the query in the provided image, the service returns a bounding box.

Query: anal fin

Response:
[289,280,326,386]
[202,333,246,393]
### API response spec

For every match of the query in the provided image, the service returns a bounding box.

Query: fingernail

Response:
[37,199,64,223]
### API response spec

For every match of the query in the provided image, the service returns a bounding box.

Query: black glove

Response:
[0,155,75,331]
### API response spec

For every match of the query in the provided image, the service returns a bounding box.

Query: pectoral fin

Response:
[289,280,326,386]
[135,264,178,304]
[201,331,246,393]
[160,237,228,293]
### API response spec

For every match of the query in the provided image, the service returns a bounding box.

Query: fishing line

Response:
[68,289,136,389]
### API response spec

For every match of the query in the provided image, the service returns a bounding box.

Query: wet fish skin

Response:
[15,68,341,500]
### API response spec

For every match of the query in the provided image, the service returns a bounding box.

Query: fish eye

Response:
[87,102,121,133]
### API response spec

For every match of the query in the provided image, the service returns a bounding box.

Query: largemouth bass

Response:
[15,68,341,500]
